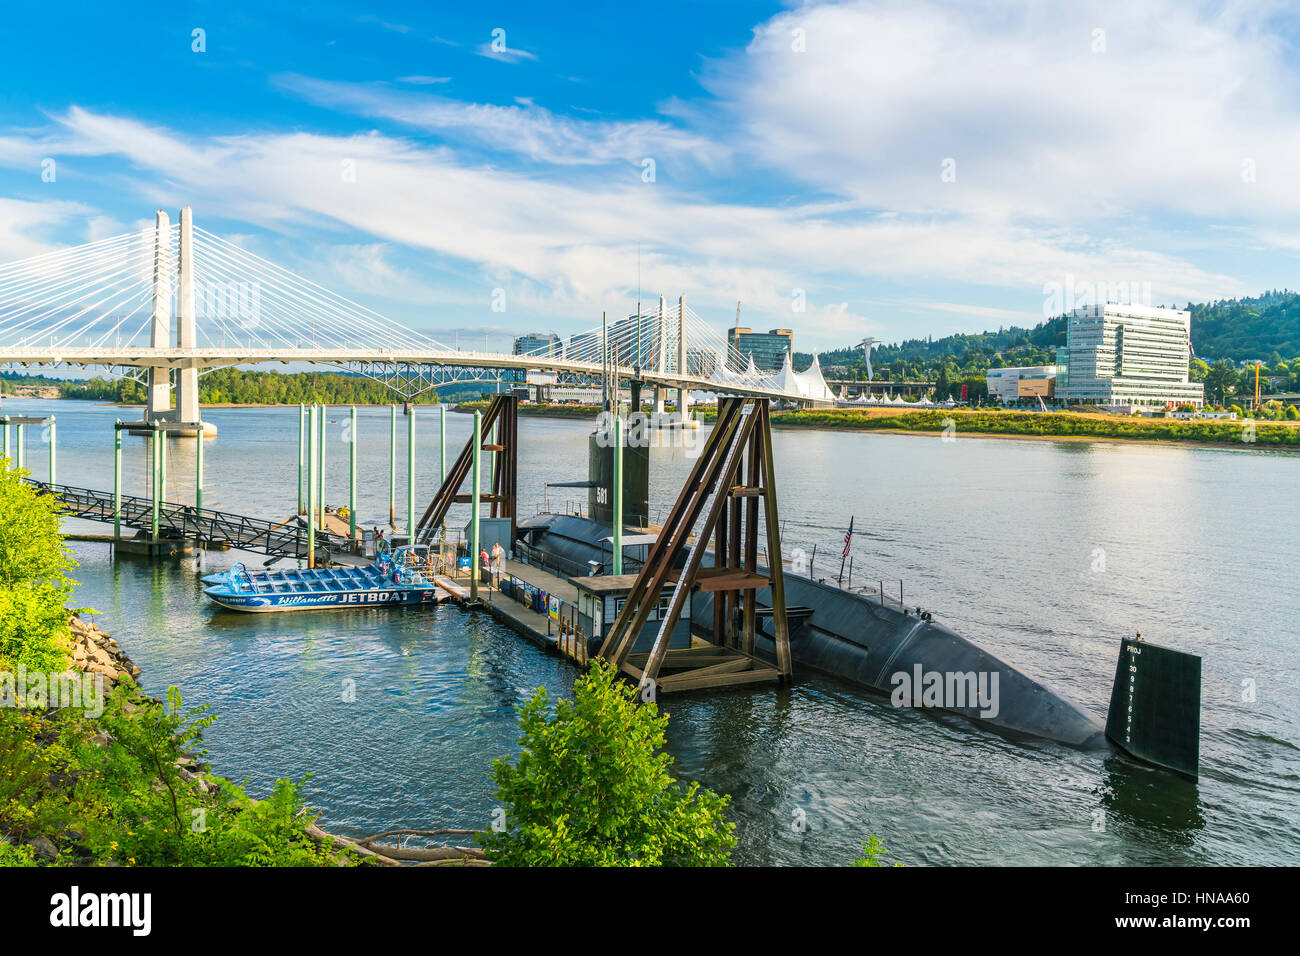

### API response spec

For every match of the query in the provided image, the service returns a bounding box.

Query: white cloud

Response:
[9,0,1296,346]
[272,73,728,169]
[0,105,1242,346]
[474,42,538,63]
[0,197,95,261]
[701,0,1300,225]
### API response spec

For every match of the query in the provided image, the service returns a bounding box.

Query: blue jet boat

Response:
[202,544,447,612]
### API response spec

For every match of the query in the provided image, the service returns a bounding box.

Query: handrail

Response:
[26,479,352,559]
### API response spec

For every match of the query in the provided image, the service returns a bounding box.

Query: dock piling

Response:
[389,404,396,527]
[195,419,204,520]
[613,415,623,575]
[47,419,55,484]
[113,421,122,542]
[150,425,160,541]
[15,423,24,472]
[317,404,326,530]
[470,410,481,601]
[349,405,357,542]
[407,404,416,543]
[440,404,446,484]
[297,403,305,515]
[157,424,166,498]
[307,405,317,567]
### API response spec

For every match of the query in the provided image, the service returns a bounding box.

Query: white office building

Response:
[986,365,1057,404]
[1058,303,1204,408]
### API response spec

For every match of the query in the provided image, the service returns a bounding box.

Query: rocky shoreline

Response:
[68,613,141,688]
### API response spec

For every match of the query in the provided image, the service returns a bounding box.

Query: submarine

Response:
[508,403,1202,776]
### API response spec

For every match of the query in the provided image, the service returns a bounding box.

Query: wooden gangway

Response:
[27,479,353,559]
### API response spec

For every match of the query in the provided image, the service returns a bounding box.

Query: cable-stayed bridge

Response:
[0,207,837,425]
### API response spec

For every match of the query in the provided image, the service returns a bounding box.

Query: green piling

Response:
[613,415,623,574]
[470,410,481,600]
[407,404,416,544]
[389,405,397,527]
[2,419,8,466]
[113,422,122,542]
[195,422,204,520]
[150,426,160,541]
[307,405,317,567]
[349,405,357,542]
[15,424,24,472]
[297,403,305,514]
[317,404,326,530]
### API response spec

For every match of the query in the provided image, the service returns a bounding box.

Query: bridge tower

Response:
[176,206,200,427]
[147,210,172,418]
[146,206,211,436]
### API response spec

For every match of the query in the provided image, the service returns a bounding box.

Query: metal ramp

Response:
[27,479,351,559]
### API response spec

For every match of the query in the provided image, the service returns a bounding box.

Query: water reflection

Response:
[1099,754,1205,856]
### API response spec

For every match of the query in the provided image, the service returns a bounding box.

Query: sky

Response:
[1,0,1299,353]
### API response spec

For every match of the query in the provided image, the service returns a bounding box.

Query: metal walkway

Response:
[27,479,351,559]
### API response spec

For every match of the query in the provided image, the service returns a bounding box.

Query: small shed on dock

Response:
[571,574,692,655]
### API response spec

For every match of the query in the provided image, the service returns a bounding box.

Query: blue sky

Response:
[2,0,1299,352]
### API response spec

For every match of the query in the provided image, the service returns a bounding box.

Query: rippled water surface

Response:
[23,396,1297,865]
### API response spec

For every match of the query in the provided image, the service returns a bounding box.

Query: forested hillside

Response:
[796,292,1299,377]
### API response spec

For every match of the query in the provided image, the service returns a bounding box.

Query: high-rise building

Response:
[727,327,793,372]
[1058,304,1204,407]
[513,332,563,358]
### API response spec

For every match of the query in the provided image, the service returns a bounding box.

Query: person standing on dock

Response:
[490,541,504,585]
[480,547,491,585]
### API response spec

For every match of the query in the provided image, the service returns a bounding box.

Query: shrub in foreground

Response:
[480,662,735,866]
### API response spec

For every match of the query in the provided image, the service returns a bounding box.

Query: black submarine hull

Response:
[516,513,1106,748]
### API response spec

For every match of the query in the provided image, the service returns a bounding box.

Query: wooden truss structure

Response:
[415,394,518,542]
[597,397,791,694]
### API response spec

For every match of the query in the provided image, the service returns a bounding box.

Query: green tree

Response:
[1203,360,1239,406]
[480,663,735,866]
[0,464,77,671]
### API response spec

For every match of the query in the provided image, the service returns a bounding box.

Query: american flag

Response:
[842,516,854,559]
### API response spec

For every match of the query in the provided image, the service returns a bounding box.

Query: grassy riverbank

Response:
[457,401,1300,447]
[769,407,1300,446]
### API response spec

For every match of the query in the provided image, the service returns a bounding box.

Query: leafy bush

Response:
[1,682,354,867]
[0,464,76,671]
[480,662,735,866]
[0,710,73,842]
[68,682,348,867]
[851,834,903,867]
[0,838,37,866]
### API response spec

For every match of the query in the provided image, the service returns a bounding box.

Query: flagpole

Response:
[838,516,854,587]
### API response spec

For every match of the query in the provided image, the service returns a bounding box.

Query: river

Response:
[17,396,1298,866]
